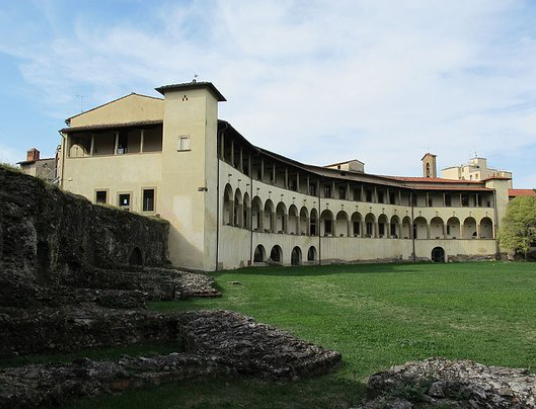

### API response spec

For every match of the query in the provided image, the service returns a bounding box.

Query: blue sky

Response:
[0,0,535,187]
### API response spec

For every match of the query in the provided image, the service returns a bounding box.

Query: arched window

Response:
[291,247,302,266]
[254,245,266,262]
[336,211,349,237]
[223,184,233,226]
[320,210,334,236]
[307,246,317,261]
[270,245,283,263]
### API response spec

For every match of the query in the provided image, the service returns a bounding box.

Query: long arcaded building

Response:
[58,81,511,271]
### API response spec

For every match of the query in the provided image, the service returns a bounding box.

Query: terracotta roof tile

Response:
[509,189,536,197]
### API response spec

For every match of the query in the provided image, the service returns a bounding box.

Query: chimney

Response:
[421,153,437,178]
[27,148,40,162]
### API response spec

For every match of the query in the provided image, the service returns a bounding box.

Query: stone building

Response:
[57,81,513,271]
[18,148,57,183]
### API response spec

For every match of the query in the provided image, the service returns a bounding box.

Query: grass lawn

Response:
[61,261,536,409]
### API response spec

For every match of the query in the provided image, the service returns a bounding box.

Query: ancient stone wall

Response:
[0,166,170,303]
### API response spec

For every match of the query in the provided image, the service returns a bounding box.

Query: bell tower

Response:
[421,153,437,178]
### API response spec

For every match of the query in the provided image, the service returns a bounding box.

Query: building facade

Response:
[58,81,511,271]
[442,156,513,188]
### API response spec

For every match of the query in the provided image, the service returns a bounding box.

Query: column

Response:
[231,139,234,166]
[114,132,119,155]
[261,158,265,182]
[90,134,95,156]
[140,129,145,153]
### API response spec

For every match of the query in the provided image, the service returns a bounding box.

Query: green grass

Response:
[58,262,536,408]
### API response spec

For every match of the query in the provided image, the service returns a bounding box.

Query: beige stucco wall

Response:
[69,94,164,127]
[217,161,500,270]
[62,153,162,212]
[159,88,220,271]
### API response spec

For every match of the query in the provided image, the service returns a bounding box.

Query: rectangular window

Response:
[389,192,396,205]
[390,223,396,236]
[366,222,373,236]
[95,190,107,204]
[428,198,433,207]
[142,189,155,212]
[354,189,361,201]
[353,222,360,235]
[309,183,317,196]
[461,194,469,207]
[366,190,372,202]
[447,225,451,235]
[324,186,332,198]
[445,195,452,207]
[118,193,131,210]
[339,187,346,199]
[178,135,191,151]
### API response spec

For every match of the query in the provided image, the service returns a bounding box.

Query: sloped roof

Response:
[509,189,536,198]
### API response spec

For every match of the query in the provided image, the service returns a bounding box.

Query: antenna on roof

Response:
[192,74,198,83]
[75,95,86,113]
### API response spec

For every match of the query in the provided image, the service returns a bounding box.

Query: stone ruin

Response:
[0,166,342,408]
[352,357,536,409]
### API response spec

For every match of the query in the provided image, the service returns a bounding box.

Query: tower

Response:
[421,153,437,178]
[156,81,226,271]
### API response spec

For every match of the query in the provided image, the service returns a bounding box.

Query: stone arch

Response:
[310,208,318,236]
[351,212,362,237]
[430,217,445,239]
[252,196,263,231]
[390,215,401,239]
[69,143,88,158]
[288,205,299,235]
[401,216,412,239]
[320,209,334,236]
[254,245,266,262]
[270,245,283,263]
[243,192,251,229]
[264,199,274,233]
[463,217,477,239]
[276,202,287,233]
[413,216,428,239]
[431,247,445,262]
[364,213,376,238]
[129,247,143,266]
[291,246,302,266]
[480,217,493,239]
[335,211,349,237]
[378,214,389,238]
[446,217,461,239]
[299,207,309,235]
[233,188,243,227]
[223,184,233,226]
[307,246,317,261]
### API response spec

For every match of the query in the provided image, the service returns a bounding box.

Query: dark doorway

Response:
[431,247,445,263]
[129,247,143,266]
[291,247,302,266]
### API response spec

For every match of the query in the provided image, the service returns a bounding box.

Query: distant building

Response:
[18,148,57,183]
[441,156,513,188]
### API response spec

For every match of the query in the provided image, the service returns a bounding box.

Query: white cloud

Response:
[0,0,535,185]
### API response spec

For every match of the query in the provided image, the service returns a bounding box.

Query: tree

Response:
[499,196,536,260]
